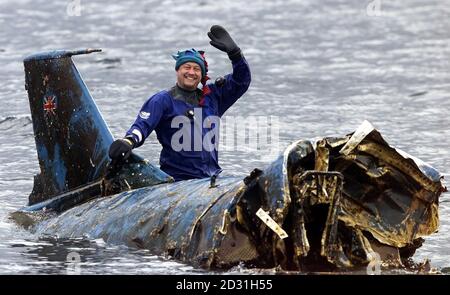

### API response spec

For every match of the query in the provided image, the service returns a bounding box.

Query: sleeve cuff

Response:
[228,48,242,62]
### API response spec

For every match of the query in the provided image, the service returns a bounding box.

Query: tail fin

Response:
[24,49,113,205]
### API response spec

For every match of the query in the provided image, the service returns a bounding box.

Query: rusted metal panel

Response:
[13,123,444,271]
[11,50,446,272]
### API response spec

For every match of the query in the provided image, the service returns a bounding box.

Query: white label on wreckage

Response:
[170,108,280,161]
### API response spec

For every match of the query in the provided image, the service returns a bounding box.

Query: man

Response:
[109,25,251,181]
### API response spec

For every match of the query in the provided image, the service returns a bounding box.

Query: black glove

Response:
[109,137,135,162]
[208,25,242,61]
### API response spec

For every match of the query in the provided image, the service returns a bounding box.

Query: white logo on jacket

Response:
[139,111,150,120]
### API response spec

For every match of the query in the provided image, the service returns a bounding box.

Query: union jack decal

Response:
[43,95,57,115]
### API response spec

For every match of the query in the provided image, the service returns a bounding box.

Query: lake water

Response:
[0,0,449,274]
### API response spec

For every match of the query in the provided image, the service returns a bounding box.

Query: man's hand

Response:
[109,138,134,162]
[208,25,242,61]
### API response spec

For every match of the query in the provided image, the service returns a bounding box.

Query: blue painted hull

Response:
[11,49,446,271]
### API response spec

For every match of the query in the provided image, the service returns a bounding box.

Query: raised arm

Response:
[207,25,251,116]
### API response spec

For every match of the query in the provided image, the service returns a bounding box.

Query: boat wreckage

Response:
[11,49,446,272]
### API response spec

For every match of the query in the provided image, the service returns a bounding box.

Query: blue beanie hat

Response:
[172,48,207,78]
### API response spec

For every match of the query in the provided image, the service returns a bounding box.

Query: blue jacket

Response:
[126,56,251,181]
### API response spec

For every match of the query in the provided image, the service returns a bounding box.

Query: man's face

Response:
[176,62,202,91]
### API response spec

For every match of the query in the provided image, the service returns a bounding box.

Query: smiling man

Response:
[109,25,251,181]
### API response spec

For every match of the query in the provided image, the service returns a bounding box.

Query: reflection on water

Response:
[0,235,205,274]
[0,0,449,274]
